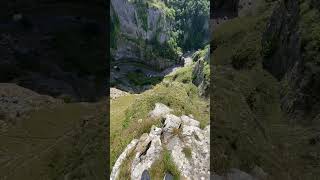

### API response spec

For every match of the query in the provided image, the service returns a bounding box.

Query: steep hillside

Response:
[110,0,210,178]
[212,0,320,179]
[110,0,209,94]
[0,1,108,179]
[0,83,107,180]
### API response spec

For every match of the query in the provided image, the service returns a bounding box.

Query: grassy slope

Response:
[110,63,209,178]
[212,0,320,179]
[0,102,107,180]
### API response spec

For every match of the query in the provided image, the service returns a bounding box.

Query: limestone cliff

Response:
[262,0,320,124]
[111,0,178,70]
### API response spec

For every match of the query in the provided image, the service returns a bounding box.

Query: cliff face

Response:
[212,0,320,178]
[262,0,301,80]
[262,0,320,124]
[111,0,177,70]
[0,1,107,102]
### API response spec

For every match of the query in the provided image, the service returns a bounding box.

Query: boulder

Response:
[149,103,173,119]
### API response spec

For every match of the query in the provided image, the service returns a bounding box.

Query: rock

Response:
[163,114,182,133]
[149,103,173,119]
[250,166,268,180]
[110,139,139,180]
[150,125,162,136]
[0,83,62,123]
[262,0,300,80]
[131,130,163,179]
[225,169,256,180]
[181,115,200,127]
[110,88,129,100]
[12,14,23,22]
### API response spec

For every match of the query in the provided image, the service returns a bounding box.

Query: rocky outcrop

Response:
[0,83,62,132]
[148,102,173,119]
[110,87,129,100]
[110,103,210,180]
[192,47,210,97]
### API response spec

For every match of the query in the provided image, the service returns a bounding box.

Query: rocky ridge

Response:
[110,103,210,180]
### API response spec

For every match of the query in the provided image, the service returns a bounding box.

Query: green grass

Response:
[0,102,106,180]
[110,79,209,171]
[124,82,209,129]
[117,149,135,180]
[149,148,181,179]
[182,147,192,159]
[165,66,193,84]
[135,1,149,31]
[148,0,175,19]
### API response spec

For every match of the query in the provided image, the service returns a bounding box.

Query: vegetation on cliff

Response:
[212,0,320,178]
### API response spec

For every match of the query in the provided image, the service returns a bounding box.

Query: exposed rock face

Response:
[131,126,163,179]
[262,0,320,124]
[262,0,301,80]
[110,103,210,180]
[212,0,239,19]
[211,0,259,27]
[0,4,107,102]
[110,139,139,180]
[111,0,176,70]
[192,47,210,97]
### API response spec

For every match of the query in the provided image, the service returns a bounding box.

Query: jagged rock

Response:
[149,103,173,119]
[111,103,210,180]
[131,128,163,179]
